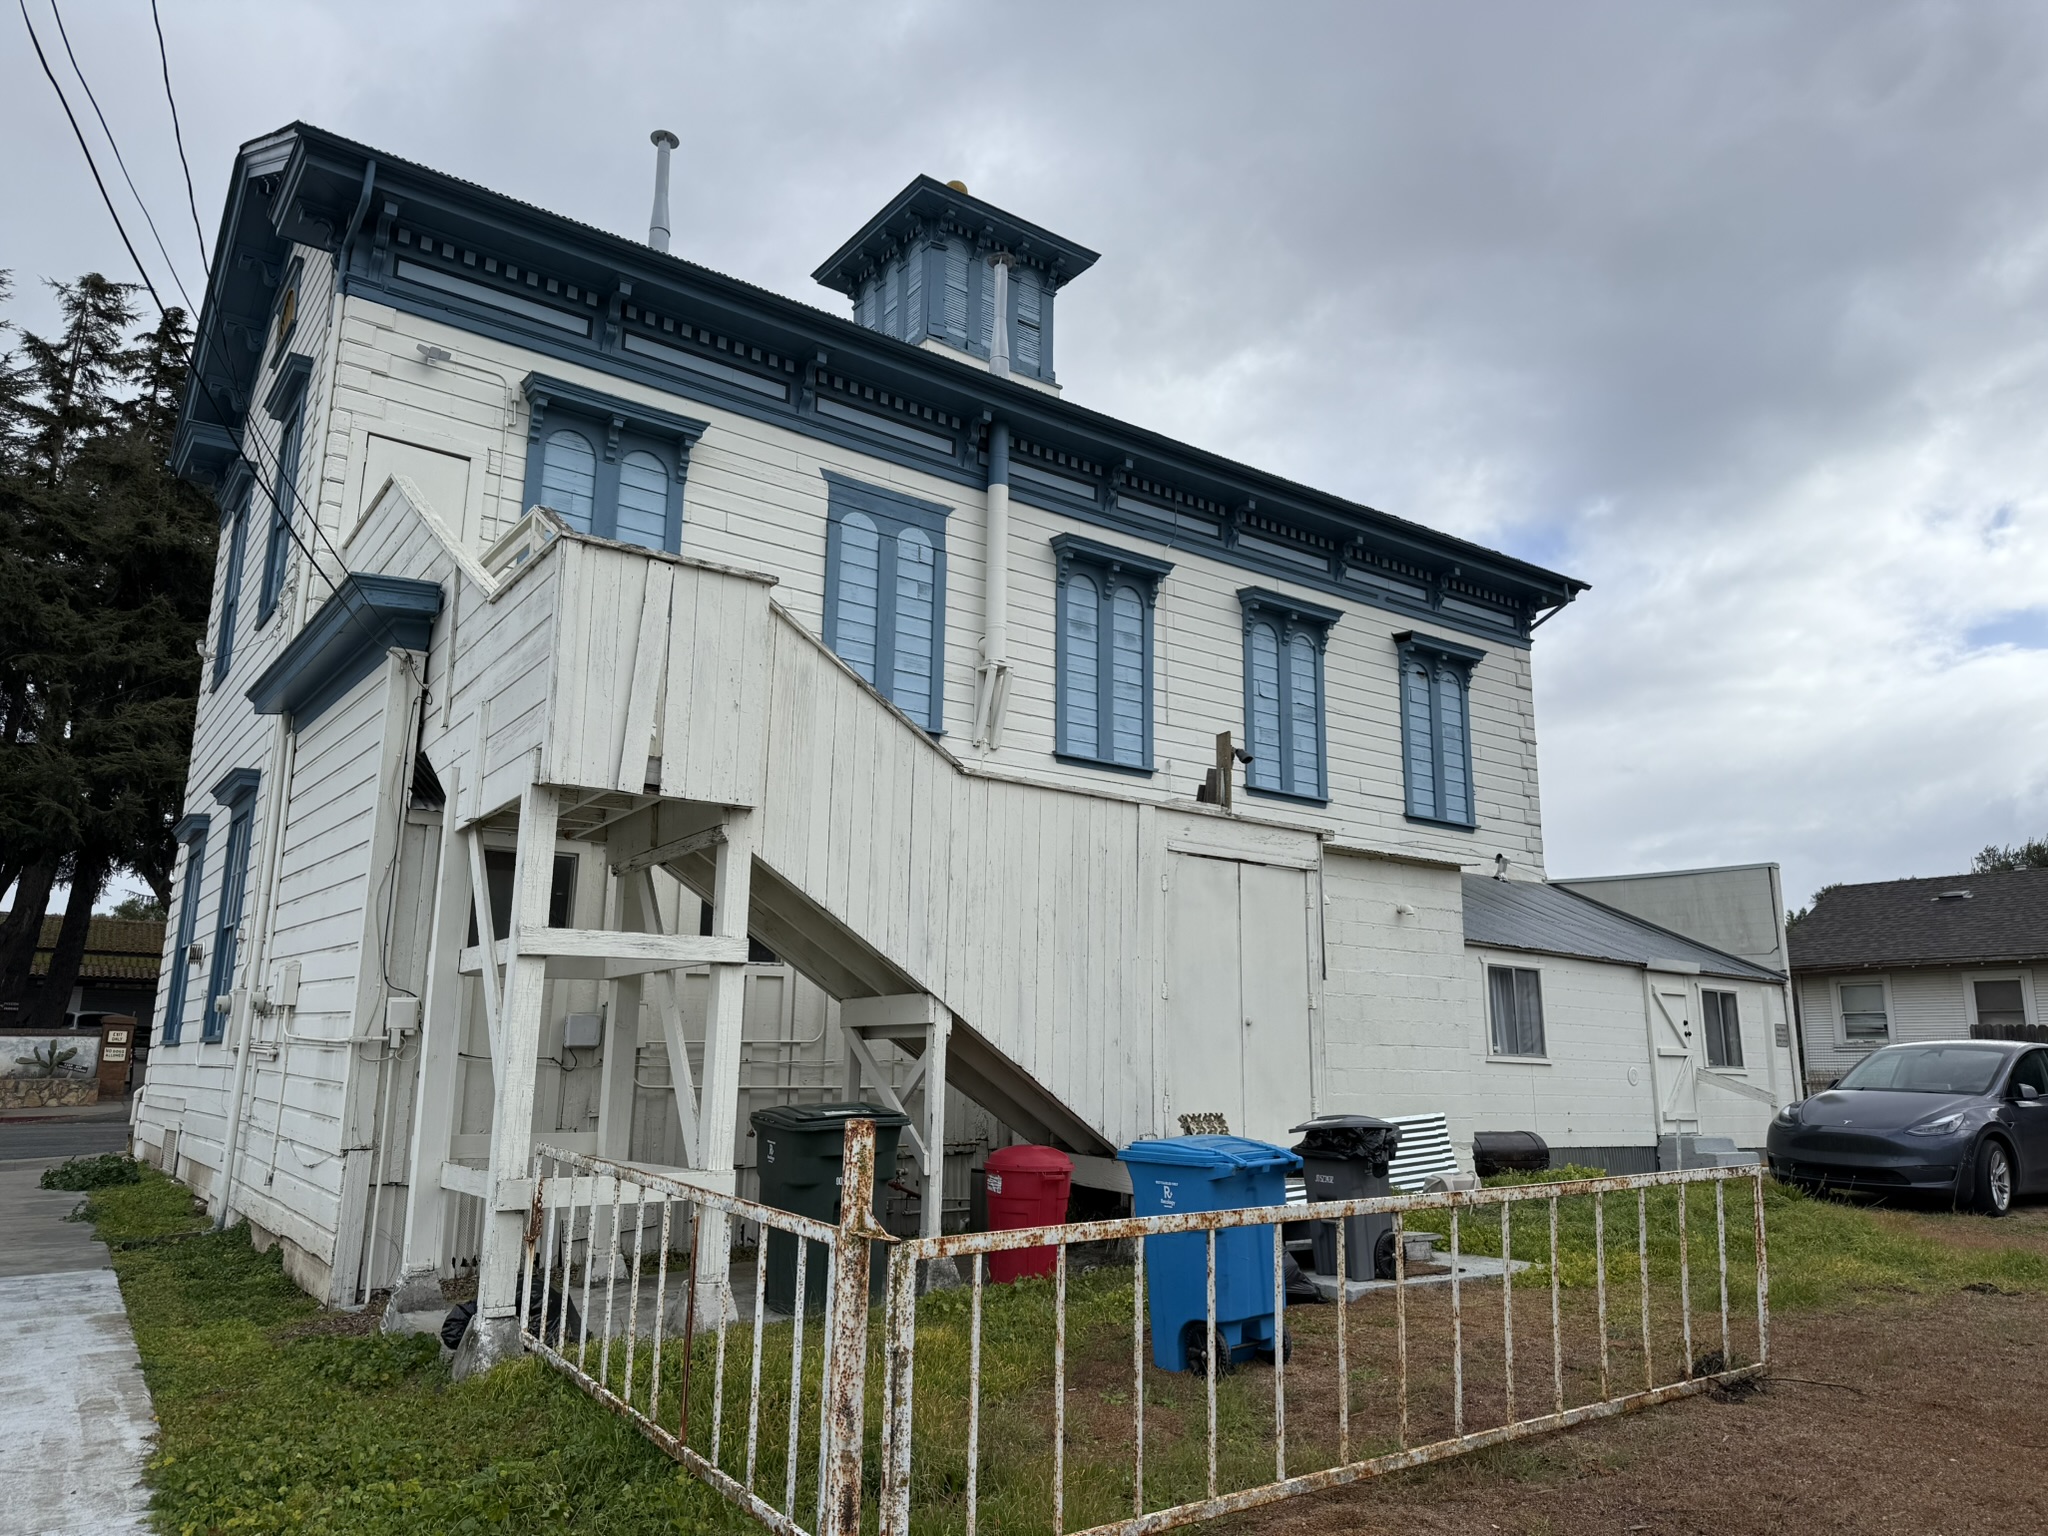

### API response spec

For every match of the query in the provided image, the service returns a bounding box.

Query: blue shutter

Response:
[1439,665,1471,824]
[204,803,256,1043]
[903,251,921,341]
[1404,661,1437,819]
[943,243,969,341]
[540,429,597,533]
[259,409,303,622]
[1062,570,1101,759]
[1014,270,1043,376]
[1109,583,1145,766]
[882,260,899,340]
[215,502,249,685]
[1248,621,1282,791]
[892,527,937,729]
[1286,632,1320,797]
[614,449,669,550]
[162,833,206,1046]
[834,512,882,686]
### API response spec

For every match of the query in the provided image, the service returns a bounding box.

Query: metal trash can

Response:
[1473,1130,1549,1178]
[982,1144,1073,1283]
[750,1102,908,1314]
[1118,1135,1300,1373]
[1290,1115,1404,1281]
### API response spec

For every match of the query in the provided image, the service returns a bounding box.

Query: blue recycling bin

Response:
[1118,1136,1301,1373]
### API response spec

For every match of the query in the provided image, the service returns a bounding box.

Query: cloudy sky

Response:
[7,0,2048,911]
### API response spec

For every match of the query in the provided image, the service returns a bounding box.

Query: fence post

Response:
[824,1117,878,1535]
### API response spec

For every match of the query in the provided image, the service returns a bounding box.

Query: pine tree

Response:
[0,276,214,1025]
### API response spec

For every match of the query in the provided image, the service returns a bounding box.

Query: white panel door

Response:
[1237,861,1314,1144]
[1167,855,1246,1130]
[1166,856,1314,1143]
[1646,974,1701,1130]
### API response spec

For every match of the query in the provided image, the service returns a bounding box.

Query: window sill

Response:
[1486,1053,1550,1065]
[1245,785,1329,808]
[1704,1066,1748,1076]
[1405,813,1477,833]
[1054,752,1154,780]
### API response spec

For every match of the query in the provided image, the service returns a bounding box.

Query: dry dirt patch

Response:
[1234,1287,2048,1536]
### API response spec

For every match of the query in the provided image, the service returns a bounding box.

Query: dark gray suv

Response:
[1766,1040,2048,1215]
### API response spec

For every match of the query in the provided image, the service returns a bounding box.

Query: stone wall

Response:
[0,1075,99,1109]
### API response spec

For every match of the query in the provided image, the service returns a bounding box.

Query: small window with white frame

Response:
[1967,974,2030,1035]
[1837,978,1890,1044]
[1702,988,1744,1068]
[1487,964,1545,1057]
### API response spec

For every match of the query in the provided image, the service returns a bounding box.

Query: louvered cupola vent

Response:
[812,176,1099,391]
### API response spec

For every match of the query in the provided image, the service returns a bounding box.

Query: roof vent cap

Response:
[1934,889,1974,901]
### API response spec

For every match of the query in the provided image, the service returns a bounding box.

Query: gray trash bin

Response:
[1289,1115,1404,1280]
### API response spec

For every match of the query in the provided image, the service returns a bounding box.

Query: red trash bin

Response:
[983,1145,1074,1282]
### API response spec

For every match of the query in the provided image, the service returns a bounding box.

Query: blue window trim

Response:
[247,572,444,727]
[1394,630,1483,832]
[1051,533,1171,774]
[161,815,210,1047]
[257,352,314,627]
[213,463,254,689]
[519,373,707,553]
[821,471,951,734]
[203,770,261,1043]
[1239,588,1340,806]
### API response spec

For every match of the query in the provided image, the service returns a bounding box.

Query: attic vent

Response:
[1934,890,1974,901]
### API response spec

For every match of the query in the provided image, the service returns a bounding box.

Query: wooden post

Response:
[596,865,645,1162]
[477,781,558,1327]
[692,806,754,1319]
[920,1013,952,1241]
[391,767,467,1311]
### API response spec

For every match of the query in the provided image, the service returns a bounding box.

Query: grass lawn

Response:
[80,1166,2048,1535]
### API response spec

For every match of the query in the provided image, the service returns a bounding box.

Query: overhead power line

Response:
[46,0,197,313]
[150,0,210,279]
[18,0,169,320]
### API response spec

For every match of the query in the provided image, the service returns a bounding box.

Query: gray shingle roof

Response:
[1786,868,2048,973]
[1462,877,1781,981]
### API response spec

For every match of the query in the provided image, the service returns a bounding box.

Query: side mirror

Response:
[2020,1083,2041,1102]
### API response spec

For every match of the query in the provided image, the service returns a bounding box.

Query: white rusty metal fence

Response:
[519,1129,886,1536]
[524,1127,1768,1536]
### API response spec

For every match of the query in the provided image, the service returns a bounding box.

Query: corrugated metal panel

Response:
[1463,877,1779,982]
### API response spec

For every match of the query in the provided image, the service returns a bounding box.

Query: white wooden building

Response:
[138,125,1799,1339]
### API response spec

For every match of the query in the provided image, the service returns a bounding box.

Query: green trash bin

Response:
[750,1101,909,1314]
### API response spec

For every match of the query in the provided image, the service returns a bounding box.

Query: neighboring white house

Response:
[135,125,1796,1334]
[1790,868,2048,1092]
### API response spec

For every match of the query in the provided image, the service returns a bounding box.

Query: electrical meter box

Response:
[562,1012,603,1051]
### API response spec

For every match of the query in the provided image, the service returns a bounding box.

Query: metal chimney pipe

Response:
[648,130,679,252]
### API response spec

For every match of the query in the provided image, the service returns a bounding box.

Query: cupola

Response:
[812,176,1098,391]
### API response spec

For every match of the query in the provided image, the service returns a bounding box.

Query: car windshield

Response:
[1836,1044,2006,1094]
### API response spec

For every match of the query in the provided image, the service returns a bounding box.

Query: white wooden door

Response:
[1168,855,1247,1130]
[1645,974,1701,1130]
[1238,861,1314,1144]
[1166,855,1314,1143]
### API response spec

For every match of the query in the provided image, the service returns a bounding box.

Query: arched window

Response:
[539,428,596,533]
[1287,631,1321,799]
[823,475,950,732]
[892,526,936,719]
[1247,621,1283,792]
[1062,570,1101,759]
[1396,632,1483,828]
[614,449,669,551]
[1052,535,1170,772]
[1109,584,1146,766]
[1239,590,1338,802]
[835,511,881,686]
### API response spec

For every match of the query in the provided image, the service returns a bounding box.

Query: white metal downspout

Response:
[988,256,1012,378]
[217,713,296,1230]
[972,420,1012,748]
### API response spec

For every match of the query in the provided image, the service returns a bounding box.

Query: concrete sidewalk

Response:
[0,1153,156,1533]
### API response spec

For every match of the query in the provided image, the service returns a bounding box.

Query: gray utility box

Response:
[1290,1115,1404,1280]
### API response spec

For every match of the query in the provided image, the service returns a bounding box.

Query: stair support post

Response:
[476,782,559,1341]
[391,767,466,1314]
[692,806,755,1320]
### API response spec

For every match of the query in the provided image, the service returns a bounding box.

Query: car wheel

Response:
[1972,1138,2014,1217]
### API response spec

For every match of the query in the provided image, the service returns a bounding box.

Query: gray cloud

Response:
[8,0,2048,908]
